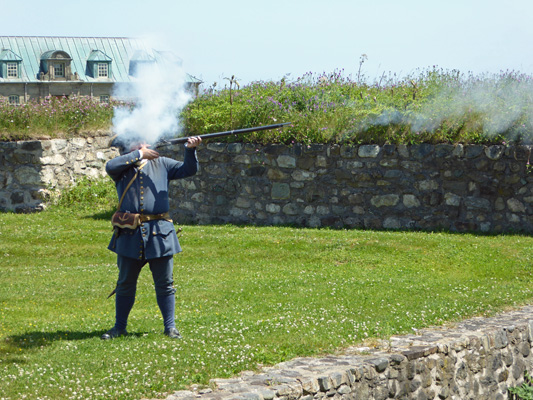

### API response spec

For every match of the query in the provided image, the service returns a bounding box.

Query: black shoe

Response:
[164,328,183,339]
[101,327,128,340]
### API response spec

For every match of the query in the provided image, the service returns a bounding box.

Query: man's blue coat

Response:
[106,147,199,260]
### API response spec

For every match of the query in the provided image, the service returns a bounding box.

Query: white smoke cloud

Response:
[112,41,191,149]
[363,73,533,142]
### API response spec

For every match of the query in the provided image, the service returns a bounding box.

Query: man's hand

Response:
[139,144,159,160]
[186,136,202,148]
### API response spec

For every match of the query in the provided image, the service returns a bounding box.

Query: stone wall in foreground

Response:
[164,142,533,233]
[0,136,117,212]
[2,138,533,233]
[163,306,533,400]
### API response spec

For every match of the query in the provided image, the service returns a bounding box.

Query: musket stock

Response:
[155,122,291,147]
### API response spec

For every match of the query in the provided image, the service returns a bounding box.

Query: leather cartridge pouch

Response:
[111,211,141,229]
[111,163,145,231]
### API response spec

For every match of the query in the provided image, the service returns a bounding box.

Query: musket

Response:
[155,122,291,147]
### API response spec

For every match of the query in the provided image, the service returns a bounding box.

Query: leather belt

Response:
[139,212,172,222]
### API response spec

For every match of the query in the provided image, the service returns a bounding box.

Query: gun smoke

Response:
[112,46,191,150]
[362,72,533,143]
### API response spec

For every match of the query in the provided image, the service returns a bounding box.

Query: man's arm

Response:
[105,150,144,181]
[166,137,202,180]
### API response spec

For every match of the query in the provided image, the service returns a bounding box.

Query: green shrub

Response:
[49,176,116,212]
[509,372,533,399]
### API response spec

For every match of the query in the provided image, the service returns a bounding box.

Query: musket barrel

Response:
[155,122,291,147]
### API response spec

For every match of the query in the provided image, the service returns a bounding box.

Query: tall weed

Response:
[183,68,533,145]
[0,96,116,141]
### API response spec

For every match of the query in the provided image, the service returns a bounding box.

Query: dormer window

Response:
[40,50,78,81]
[129,50,155,77]
[98,63,108,78]
[7,62,18,78]
[0,49,22,79]
[86,50,112,80]
[53,62,65,78]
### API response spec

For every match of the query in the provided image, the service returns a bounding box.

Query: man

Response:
[102,135,201,340]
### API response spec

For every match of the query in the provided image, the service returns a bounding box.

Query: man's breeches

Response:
[116,255,176,297]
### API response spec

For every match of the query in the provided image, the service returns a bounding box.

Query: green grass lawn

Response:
[1,207,533,399]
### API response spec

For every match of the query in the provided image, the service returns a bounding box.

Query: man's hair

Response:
[110,135,146,154]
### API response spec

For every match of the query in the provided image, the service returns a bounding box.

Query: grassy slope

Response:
[1,207,533,399]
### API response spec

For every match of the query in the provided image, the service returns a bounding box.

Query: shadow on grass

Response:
[1,329,148,362]
[87,209,114,220]
[167,219,533,238]
[4,205,532,237]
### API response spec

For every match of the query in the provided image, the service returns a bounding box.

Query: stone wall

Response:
[1,138,533,233]
[164,142,533,233]
[164,306,533,400]
[0,136,117,212]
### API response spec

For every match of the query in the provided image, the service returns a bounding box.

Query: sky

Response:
[2,0,533,89]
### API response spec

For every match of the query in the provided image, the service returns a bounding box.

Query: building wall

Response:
[0,82,115,103]
[0,82,198,103]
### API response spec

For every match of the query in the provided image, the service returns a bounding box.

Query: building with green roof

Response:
[0,36,202,104]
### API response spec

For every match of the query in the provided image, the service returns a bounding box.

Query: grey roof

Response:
[0,36,202,84]
[87,49,112,62]
[0,49,22,61]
